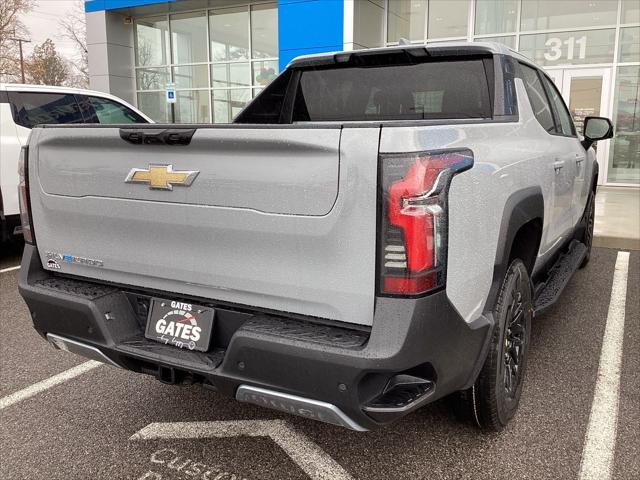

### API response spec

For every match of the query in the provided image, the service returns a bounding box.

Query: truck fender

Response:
[487,186,544,313]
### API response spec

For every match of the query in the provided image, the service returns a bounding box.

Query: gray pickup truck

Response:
[18,42,613,432]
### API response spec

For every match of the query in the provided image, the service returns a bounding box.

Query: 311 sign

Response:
[544,36,588,62]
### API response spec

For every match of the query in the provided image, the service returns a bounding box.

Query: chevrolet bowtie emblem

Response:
[124,164,199,190]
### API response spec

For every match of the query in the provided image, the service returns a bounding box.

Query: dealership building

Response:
[84,0,639,185]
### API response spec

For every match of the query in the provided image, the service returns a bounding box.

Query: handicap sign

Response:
[166,84,176,104]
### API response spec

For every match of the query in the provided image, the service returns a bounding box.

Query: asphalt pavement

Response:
[0,245,638,480]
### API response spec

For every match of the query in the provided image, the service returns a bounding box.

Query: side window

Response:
[541,75,576,137]
[86,96,147,124]
[519,64,555,133]
[75,95,99,123]
[8,92,83,128]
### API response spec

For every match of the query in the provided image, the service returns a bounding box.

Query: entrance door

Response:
[545,68,611,183]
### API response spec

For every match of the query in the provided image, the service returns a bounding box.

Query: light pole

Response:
[8,31,31,83]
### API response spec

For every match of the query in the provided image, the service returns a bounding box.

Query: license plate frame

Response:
[144,298,214,352]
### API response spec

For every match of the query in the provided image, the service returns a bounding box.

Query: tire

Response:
[579,191,595,269]
[450,259,533,431]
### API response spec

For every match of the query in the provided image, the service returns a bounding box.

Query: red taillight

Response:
[18,146,35,244]
[379,150,473,295]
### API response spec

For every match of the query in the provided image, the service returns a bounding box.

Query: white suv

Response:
[1,84,151,242]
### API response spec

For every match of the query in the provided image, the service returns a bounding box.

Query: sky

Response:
[20,0,82,60]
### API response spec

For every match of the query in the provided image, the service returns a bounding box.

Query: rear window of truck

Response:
[236,57,494,124]
[293,60,492,122]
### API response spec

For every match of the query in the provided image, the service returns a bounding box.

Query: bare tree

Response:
[26,38,69,86]
[0,0,34,82]
[58,0,88,87]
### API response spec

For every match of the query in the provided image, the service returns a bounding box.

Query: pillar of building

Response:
[85,8,136,104]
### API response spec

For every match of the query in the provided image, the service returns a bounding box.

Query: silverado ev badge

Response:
[46,251,104,268]
[125,164,199,190]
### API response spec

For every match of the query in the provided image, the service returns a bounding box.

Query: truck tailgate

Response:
[28,126,380,326]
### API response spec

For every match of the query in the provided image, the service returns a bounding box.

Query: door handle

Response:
[576,157,584,164]
[553,160,565,173]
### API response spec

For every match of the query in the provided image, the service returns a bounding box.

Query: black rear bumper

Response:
[18,244,492,430]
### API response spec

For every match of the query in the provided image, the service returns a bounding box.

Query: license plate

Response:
[144,298,214,352]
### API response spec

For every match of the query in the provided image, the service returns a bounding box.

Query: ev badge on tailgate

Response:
[125,164,199,190]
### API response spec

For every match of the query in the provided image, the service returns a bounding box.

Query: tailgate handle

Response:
[119,128,196,146]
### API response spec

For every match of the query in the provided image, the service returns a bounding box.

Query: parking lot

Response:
[1,244,638,480]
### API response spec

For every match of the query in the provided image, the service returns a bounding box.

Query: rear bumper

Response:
[18,244,492,430]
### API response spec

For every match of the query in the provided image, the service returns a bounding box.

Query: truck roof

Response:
[1,83,113,96]
[287,41,537,69]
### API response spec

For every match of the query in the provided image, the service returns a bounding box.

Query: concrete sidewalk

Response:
[594,186,640,251]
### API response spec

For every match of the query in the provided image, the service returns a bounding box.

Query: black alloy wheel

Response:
[449,259,532,431]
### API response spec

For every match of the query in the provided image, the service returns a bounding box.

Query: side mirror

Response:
[582,116,614,150]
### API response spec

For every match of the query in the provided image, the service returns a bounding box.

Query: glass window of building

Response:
[173,65,209,89]
[170,12,208,64]
[474,36,516,49]
[619,27,640,64]
[135,3,278,124]
[622,0,640,24]
[387,0,427,42]
[520,0,618,32]
[175,90,210,123]
[252,60,279,87]
[209,3,278,122]
[210,7,250,62]
[136,67,169,91]
[135,16,169,66]
[137,91,169,123]
[251,3,278,58]
[519,29,616,66]
[212,88,251,123]
[212,63,251,88]
[608,66,640,183]
[475,0,518,35]
[427,0,469,39]
[354,0,385,48]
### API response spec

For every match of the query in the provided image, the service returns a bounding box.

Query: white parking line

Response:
[132,419,354,480]
[579,251,630,480]
[0,265,20,273]
[0,360,102,410]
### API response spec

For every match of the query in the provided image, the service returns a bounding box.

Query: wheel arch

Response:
[486,187,544,314]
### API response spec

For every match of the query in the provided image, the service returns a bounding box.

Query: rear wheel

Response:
[580,191,595,268]
[451,259,532,431]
